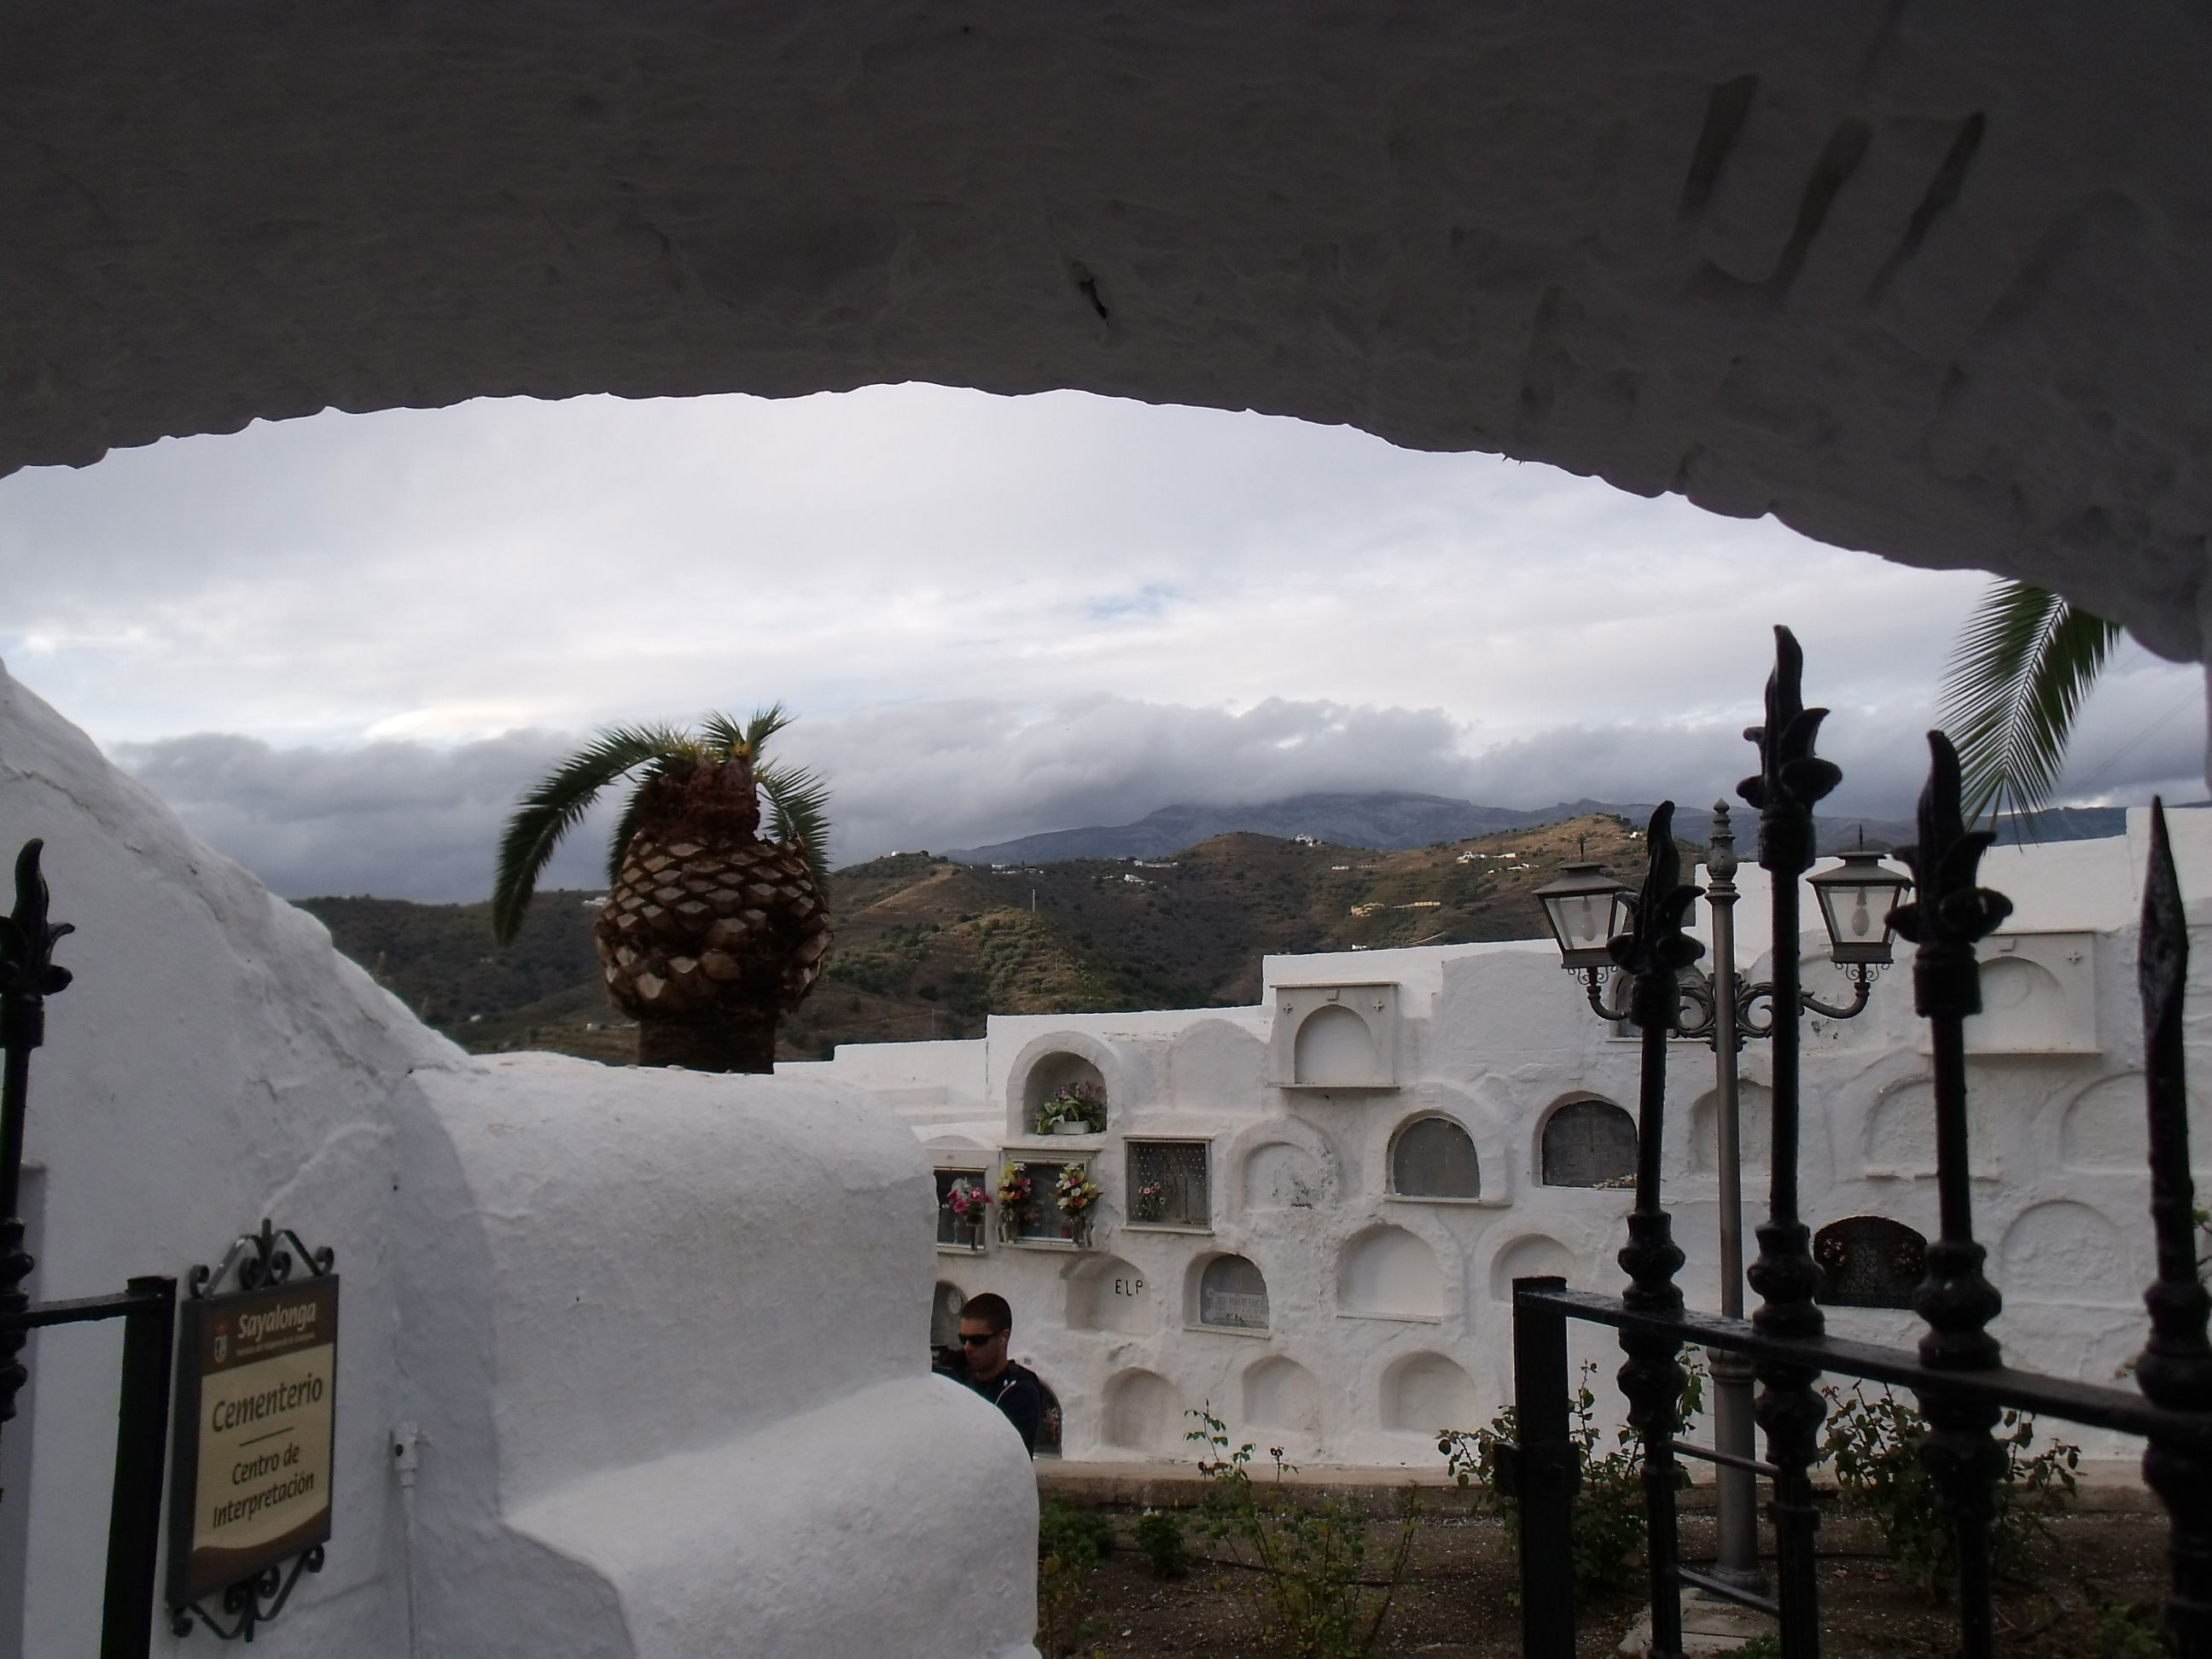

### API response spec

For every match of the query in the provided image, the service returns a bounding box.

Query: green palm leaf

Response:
[491,723,683,944]
[1939,581,2122,826]
[759,760,835,900]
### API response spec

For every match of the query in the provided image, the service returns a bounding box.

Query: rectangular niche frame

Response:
[933,1164,992,1255]
[998,1152,1095,1249]
[1123,1137,1213,1232]
[1266,981,1400,1089]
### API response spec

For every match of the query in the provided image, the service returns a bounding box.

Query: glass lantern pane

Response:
[1549,888,1616,953]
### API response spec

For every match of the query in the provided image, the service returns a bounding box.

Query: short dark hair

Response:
[961,1292,1012,1334]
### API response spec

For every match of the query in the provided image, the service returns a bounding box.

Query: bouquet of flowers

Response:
[997,1162,1033,1239]
[1132,1180,1169,1223]
[1055,1164,1103,1215]
[942,1179,992,1225]
[1036,1079,1109,1133]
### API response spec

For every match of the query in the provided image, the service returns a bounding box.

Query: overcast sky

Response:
[1,385,2201,900]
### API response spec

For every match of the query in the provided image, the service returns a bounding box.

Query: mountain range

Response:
[946,790,2129,865]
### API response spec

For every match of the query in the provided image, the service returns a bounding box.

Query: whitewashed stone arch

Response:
[1488,1234,1579,1301]
[5,14,2203,668]
[1005,1029,1124,1132]
[1686,1082,1773,1175]
[1537,1095,1639,1188]
[1388,1112,1481,1198]
[1168,1018,1267,1115]
[1337,1225,1447,1320]
[1381,1352,1480,1435]
[1064,1254,1154,1335]
[1243,1356,1323,1435]
[1102,1368,1181,1452]
[1189,1252,1272,1332]
[1292,1004,1380,1086]
[929,1280,967,1349]
[1863,1077,1999,1180]
[2059,1072,2212,1175]
[1999,1200,2134,1306]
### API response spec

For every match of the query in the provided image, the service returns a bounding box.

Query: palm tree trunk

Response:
[637,1008,779,1073]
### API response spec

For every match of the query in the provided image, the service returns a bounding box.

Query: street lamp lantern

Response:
[1533,861,1635,971]
[1808,847,1913,966]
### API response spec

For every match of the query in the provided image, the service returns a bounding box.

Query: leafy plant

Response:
[1134,1506,1190,1580]
[1817,1382,2079,1600]
[2078,1579,2163,1658]
[1437,1359,1702,1601]
[1189,1406,1418,1658]
[1939,579,2122,826]
[1036,1080,1109,1132]
[1036,1496,1113,1659]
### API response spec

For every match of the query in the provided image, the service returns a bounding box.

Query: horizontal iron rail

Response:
[1526,1285,2212,1451]
[0,1289,169,1333]
[1668,1438,1778,1477]
[1674,1566,1781,1617]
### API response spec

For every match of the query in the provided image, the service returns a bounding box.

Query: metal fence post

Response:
[101,1276,174,1659]
[1514,1276,1575,1659]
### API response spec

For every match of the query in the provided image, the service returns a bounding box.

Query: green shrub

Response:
[1036,1496,1112,1658]
[1188,1406,1418,1659]
[1134,1507,1190,1580]
[1817,1382,2078,1600]
[2079,1580,2163,1658]
[1437,1359,1700,1601]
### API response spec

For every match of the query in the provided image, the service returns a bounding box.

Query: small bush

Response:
[1036,1496,1113,1658]
[1817,1382,2078,1601]
[2079,1580,2163,1658]
[1134,1507,1190,1580]
[1189,1406,1418,1659]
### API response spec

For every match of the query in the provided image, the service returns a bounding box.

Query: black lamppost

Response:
[1533,716,1912,1598]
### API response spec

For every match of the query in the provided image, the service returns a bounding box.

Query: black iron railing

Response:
[1509,630,2212,1659]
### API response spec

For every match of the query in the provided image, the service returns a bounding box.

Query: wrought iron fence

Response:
[1507,629,2212,1659]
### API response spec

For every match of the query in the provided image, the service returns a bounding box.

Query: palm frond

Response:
[491,723,684,944]
[1939,580,2122,827]
[758,759,835,902]
[742,702,792,756]
[697,709,751,760]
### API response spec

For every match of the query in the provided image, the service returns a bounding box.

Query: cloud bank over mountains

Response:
[110,675,2205,901]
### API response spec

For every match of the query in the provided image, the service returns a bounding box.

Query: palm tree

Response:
[1939,580,2121,827]
[492,707,833,1073]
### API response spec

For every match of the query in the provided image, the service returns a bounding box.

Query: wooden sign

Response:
[167,1276,339,1606]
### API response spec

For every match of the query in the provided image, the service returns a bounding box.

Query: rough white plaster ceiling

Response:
[3,4,2208,655]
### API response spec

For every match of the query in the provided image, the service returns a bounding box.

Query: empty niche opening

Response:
[1688,1084,1772,1174]
[1813,1217,1926,1309]
[1540,1099,1638,1188]
[1971,956,2068,1051]
[928,1280,966,1350]
[1294,1004,1377,1086]
[1390,1115,1480,1198]
[1489,1235,1576,1301]
[1338,1225,1445,1318]
[1243,1142,1322,1211]
[2000,1200,2130,1305]
[1382,1352,1479,1435]
[1865,1081,1997,1179]
[1022,1051,1108,1132]
[1103,1368,1179,1452]
[1243,1356,1321,1435]
[1193,1254,1271,1331]
[1067,1254,1152,1334]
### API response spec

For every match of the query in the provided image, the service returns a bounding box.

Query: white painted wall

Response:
[793,812,2212,1475]
[0,662,1038,1658]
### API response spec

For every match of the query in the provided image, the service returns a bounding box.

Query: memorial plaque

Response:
[168,1277,339,1606]
[1813,1217,1927,1310]
[1541,1100,1639,1188]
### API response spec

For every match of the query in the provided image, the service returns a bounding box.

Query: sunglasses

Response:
[958,1331,1002,1348]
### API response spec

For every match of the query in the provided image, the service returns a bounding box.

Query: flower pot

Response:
[1051,1120,1092,1136]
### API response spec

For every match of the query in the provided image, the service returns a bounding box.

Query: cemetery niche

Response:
[1126,1139,1209,1228]
[1813,1215,1929,1310]
[1540,1097,1638,1188]
[1195,1254,1270,1332]
[1390,1115,1481,1198]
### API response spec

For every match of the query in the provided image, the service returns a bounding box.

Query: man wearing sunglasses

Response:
[955,1293,1043,1454]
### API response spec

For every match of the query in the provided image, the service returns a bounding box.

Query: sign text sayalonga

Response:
[168,1275,339,1607]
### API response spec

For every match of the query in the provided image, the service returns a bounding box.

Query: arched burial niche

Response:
[1192,1254,1271,1332]
[1390,1115,1480,1198]
[1489,1235,1576,1301]
[1103,1368,1179,1453]
[1034,1377,1065,1458]
[1243,1357,1322,1436]
[1272,984,1398,1088]
[1540,1098,1638,1188]
[1338,1226,1445,1320]
[2060,1073,2212,1174]
[2000,1201,2133,1306]
[1243,1141,1324,1212]
[1019,1048,1108,1136]
[1688,1083,1772,1174]
[1382,1353,1480,1435]
[1813,1217,1926,1310]
[1066,1254,1153,1334]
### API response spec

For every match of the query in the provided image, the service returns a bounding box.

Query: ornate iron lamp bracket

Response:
[172,1547,325,1642]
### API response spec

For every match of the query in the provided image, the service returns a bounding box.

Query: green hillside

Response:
[296,812,1658,1064]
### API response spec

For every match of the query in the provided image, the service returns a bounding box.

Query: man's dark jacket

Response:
[969,1358,1044,1453]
